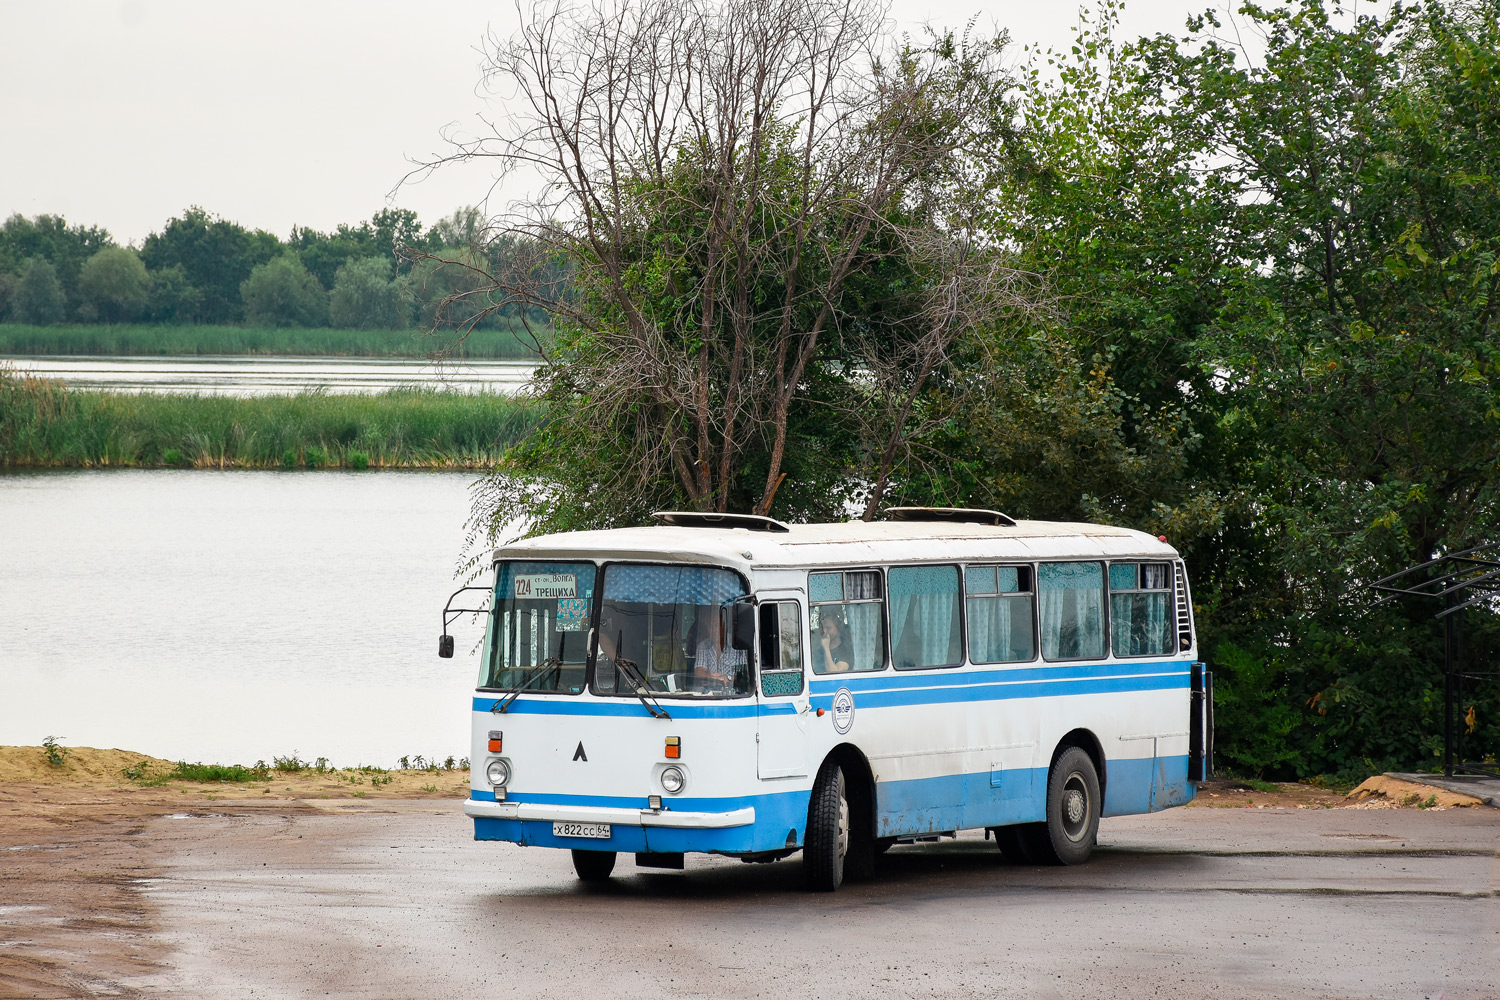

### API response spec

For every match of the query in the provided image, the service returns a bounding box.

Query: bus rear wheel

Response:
[1023,747,1101,865]
[804,763,849,891]
[571,849,617,881]
[993,824,1043,864]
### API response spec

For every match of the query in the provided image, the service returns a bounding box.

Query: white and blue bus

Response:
[441,508,1212,890]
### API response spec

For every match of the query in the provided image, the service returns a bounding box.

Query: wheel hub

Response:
[1064,788,1085,825]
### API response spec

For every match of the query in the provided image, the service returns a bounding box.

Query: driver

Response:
[693,606,745,689]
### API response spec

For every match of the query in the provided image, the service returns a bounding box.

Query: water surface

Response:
[0,470,502,766]
[3,355,536,395]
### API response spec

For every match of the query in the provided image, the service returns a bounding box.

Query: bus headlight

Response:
[486,758,511,787]
[659,765,685,794]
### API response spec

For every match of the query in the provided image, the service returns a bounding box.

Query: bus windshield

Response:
[481,560,597,693]
[593,563,750,698]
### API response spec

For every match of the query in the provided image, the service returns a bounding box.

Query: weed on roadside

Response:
[122,760,272,785]
[41,735,69,767]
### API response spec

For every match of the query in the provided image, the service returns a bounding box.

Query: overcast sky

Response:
[1,0,1228,246]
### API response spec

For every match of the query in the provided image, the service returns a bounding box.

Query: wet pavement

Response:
[112,803,1499,999]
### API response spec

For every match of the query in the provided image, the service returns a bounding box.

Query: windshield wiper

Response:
[612,656,671,720]
[492,657,563,714]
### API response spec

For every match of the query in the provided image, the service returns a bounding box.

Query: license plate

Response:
[553,821,611,839]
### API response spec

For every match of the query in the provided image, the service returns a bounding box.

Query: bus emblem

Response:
[831,688,855,735]
[573,742,588,762]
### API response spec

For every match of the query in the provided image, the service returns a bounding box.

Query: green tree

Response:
[329,256,410,329]
[970,0,1500,777]
[437,0,1025,537]
[77,247,149,323]
[240,254,328,327]
[0,213,113,314]
[141,207,281,322]
[145,264,202,323]
[13,258,66,325]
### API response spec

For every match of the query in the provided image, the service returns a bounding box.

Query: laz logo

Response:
[573,742,588,762]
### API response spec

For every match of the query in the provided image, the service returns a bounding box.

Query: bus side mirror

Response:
[731,603,756,651]
[438,634,455,658]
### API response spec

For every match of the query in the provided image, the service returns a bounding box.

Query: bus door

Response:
[754,595,810,779]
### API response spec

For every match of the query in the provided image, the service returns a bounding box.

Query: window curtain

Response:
[889,566,959,668]
[844,603,884,671]
[1039,562,1104,659]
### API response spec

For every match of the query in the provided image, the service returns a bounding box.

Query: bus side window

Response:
[1038,561,1105,660]
[1109,562,1174,657]
[889,565,962,669]
[759,602,804,697]
[966,564,1036,664]
[808,570,886,673]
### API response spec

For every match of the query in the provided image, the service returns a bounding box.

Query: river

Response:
[3,355,536,395]
[0,469,507,767]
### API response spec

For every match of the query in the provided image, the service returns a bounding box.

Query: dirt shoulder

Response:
[0,746,471,1000]
[1188,775,1491,811]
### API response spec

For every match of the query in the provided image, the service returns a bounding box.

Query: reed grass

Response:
[0,322,540,359]
[0,367,541,469]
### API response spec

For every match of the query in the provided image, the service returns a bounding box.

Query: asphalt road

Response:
[106,803,1497,999]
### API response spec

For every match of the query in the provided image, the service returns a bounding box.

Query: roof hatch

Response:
[651,511,792,533]
[882,507,1016,527]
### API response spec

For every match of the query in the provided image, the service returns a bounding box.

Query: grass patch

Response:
[124,760,274,785]
[0,367,541,469]
[1236,777,1282,794]
[0,322,540,359]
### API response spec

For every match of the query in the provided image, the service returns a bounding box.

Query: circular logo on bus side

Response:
[831,687,855,735]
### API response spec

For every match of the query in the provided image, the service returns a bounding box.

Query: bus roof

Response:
[492,519,1179,572]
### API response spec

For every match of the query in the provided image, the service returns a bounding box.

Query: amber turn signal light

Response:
[665,736,681,759]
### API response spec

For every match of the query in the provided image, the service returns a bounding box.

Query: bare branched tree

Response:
[413,0,1034,531]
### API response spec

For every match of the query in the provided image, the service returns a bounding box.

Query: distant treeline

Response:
[0,366,540,469]
[0,206,553,339]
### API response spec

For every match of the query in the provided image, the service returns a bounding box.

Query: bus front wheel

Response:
[571,849,617,881]
[804,763,849,891]
[1023,746,1101,865]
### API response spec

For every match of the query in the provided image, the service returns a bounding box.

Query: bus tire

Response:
[993,824,1041,864]
[804,763,848,891]
[1025,747,1101,866]
[571,849,617,881]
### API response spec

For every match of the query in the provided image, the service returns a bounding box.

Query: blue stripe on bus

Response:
[807,658,1191,695]
[809,671,1189,712]
[473,663,1191,718]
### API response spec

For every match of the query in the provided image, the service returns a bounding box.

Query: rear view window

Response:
[1110,562,1173,657]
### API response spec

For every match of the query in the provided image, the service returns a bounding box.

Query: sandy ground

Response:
[0,747,1492,998]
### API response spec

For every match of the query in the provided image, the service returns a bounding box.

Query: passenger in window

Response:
[691,606,745,689]
[817,614,853,673]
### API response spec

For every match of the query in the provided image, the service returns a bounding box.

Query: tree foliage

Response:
[965,0,1500,777]
[330,256,411,330]
[443,0,1033,535]
[77,248,150,324]
[13,258,66,326]
[240,254,328,328]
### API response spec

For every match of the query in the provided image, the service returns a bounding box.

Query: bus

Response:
[440,508,1212,891]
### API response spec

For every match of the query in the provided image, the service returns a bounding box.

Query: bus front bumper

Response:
[463,798,755,829]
